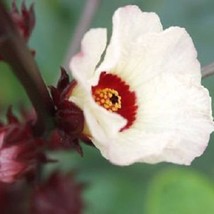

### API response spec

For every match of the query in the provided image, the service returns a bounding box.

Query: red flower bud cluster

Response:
[0,0,35,61]
[0,69,88,184]
[0,108,46,183]
[0,1,85,212]
[0,107,85,211]
[49,68,85,155]
[11,0,35,41]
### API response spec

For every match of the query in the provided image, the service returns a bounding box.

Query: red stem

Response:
[0,2,55,134]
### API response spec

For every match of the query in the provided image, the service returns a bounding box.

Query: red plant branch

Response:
[0,2,54,134]
[63,0,101,70]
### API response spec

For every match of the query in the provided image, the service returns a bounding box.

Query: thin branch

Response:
[202,62,214,79]
[0,2,54,134]
[63,0,101,70]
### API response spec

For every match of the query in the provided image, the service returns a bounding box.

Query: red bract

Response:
[0,109,45,183]
[31,172,84,214]
[0,1,35,61]
[11,0,35,41]
[0,135,27,183]
[49,68,85,154]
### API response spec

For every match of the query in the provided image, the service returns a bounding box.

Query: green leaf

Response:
[146,168,214,214]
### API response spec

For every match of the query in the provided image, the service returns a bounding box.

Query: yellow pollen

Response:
[93,88,122,112]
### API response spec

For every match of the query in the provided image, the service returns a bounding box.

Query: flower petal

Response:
[95,77,214,165]
[70,28,107,88]
[98,5,163,73]
[131,26,201,85]
[98,27,201,93]
[83,98,127,145]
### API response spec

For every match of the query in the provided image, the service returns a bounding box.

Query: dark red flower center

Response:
[92,72,138,131]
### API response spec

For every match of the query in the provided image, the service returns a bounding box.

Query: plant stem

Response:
[63,0,101,70]
[0,2,54,134]
[202,62,214,79]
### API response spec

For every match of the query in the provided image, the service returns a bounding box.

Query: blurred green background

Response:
[2,0,214,213]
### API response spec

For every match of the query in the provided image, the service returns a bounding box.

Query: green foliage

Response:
[146,168,214,214]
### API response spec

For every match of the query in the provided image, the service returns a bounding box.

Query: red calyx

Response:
[0,1,36,61]
[11,0,35,41]
[49,68,85,155]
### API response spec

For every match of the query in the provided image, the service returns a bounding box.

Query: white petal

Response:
[98,27,201,94]
[133,27,201,85]
[97,77,214,166]
[70,28,107,88]
[98,5,163,73]
[83,99,127,147]
[139,77,213,165]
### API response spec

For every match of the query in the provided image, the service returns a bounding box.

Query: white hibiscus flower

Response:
[68,5,214,166]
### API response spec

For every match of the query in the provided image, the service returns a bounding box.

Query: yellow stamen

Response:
[93,88,121,112]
